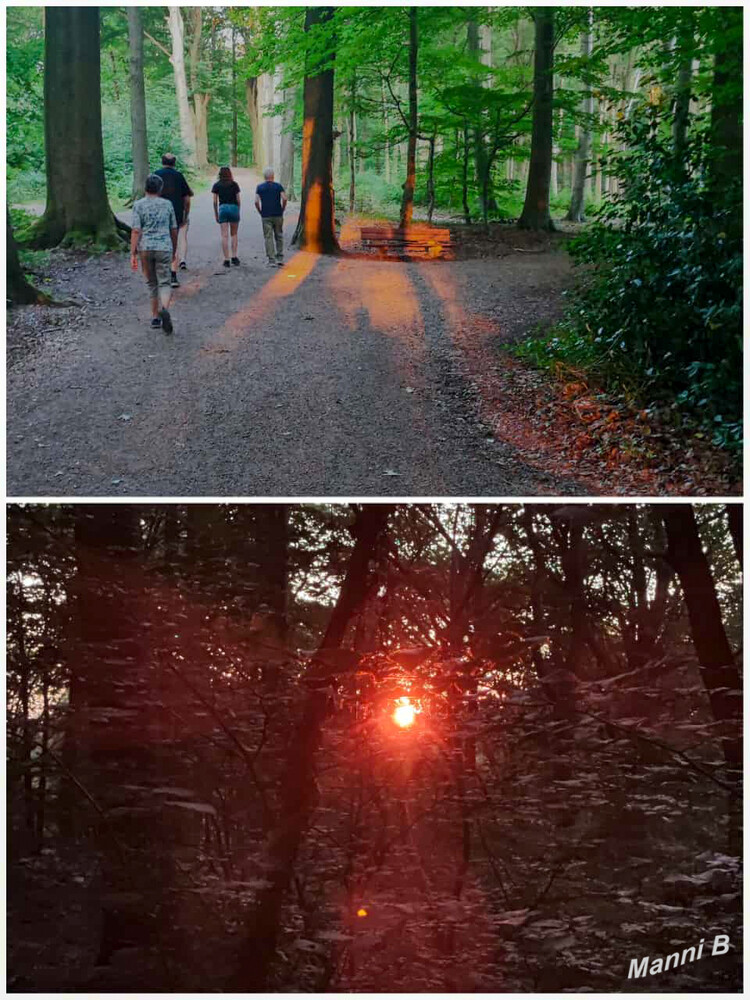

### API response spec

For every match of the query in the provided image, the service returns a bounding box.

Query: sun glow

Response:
[393,697,417,728]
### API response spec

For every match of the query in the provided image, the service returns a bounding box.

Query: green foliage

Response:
[519,105,742,453]
[100,88,199,203]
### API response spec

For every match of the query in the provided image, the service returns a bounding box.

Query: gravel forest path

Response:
[8,169,580,497]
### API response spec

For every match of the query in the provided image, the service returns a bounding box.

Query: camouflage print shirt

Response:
[131,196,177,252]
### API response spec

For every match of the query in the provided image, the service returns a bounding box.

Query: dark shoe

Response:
[223,259,231,269]
[178,261,187,271]
[276,260,285,267]
[231,257,240,266]
[160,308,173,334]
[151,317,162,329]
[170,272,179,288]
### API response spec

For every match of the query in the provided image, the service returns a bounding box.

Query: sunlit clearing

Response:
[357,907,368,918]
[393,697,417,728]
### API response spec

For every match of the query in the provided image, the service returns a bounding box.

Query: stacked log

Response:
[358,225,453,260]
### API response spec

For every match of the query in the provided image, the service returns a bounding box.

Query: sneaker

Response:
[223,260,231,269]
[266,259,277,267]
[151,317,162,329]
[160,308,173,334]
[231,257,240,266]
[178,261,187,271]
[276,260,285,267]
[170,272,179,288]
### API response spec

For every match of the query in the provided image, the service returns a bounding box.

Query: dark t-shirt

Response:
[154,166,193,225]
[211,180,241,205]
[255,181,285,218]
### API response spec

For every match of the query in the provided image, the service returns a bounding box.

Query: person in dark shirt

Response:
[154,152,193,286]
[255,167,288,267]
[211,166,242,268]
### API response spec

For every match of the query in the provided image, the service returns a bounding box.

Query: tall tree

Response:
[187,7,211,171]
[518,8,556,231]
[31,7,121,248]
[348,75,357,212]
[167,6,197,167]
[127,7,148,203]
[230,506,390,991]
[661,504,741,773]
[670,12,695,161]
[467,18,498,219]
[726,504,742,569]
[230,25,238,167]
[279,86,296,200]
[565,9,594,223]
[7,210,46,305]
[399,6,419,229]
[72,507,170,973]
[708,6,741,201]
[292,6,339,253]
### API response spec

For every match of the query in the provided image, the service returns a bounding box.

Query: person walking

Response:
[255,167,288,267]
[130,173,178,333]
[212,166,242,268]
[154,152,193,286]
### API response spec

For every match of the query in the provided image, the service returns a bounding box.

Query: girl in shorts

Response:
[212,166,241,268]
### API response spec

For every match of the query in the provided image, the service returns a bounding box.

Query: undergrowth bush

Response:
[517,104,742,454]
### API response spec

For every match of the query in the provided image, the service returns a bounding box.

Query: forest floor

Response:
[8,169,737,497]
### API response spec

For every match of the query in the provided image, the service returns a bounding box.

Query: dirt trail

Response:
[8,168,579,497]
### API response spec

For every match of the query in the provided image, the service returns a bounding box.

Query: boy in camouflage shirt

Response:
[130,174,178,332]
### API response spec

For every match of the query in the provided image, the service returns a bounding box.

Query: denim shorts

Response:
[218,204,240,224]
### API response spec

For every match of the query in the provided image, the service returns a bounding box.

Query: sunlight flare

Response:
[393,697,417,728]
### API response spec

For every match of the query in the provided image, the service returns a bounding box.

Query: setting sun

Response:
[393,698,417,728]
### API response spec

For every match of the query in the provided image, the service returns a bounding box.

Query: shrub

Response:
[519,104,742,453]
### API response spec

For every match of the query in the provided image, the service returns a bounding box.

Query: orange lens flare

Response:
[393,698,416,728]
[357,907,368,918]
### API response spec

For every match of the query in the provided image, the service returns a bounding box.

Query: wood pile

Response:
[358,225,453,260]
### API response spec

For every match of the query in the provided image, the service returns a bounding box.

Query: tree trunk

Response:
[398,7,418,229]
[193,93,211,169]
[662,505,741,773]
[467,19,497,219]
[671,46,693,160]
[565,10,594,222]
[726,504,742,569]
[550,147,558,196]
[187,7,210,171]
[245,78,260,167]
[247,71,277,172]
[518,8,555,231]
[73,507,171,973]
[31,7,120,248]
[7,210,46,305]
[257,71,281,173]
[672,59,692,151]
[230,27,238,166]
[709,6,741,201]
[348,76,356,213]
[167,6,197,167]
[426,134,436,223]
[271,70,285,170]
[229,506,390,991]
[279,87,296,199]
[382,79,391,184]
[462,127,471,224]
[292,7,339,254]
[127,8,148,203]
